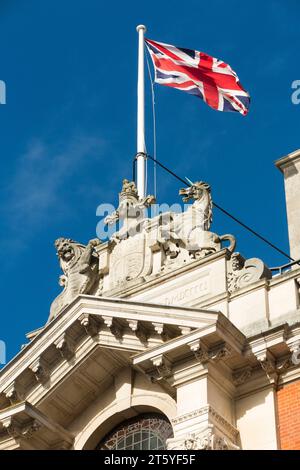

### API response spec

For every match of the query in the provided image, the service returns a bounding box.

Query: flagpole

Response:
[136,24,147,199]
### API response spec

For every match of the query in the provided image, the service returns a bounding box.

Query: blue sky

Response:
[0,0,299,363]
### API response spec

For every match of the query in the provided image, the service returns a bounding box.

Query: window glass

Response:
[97,413,173,450]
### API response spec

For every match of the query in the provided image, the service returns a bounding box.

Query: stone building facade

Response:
[0,150,299,450]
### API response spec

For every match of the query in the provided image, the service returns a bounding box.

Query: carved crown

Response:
[119,179,139,201]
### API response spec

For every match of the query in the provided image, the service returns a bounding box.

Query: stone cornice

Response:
[133,324,243,367]
[275,149,300,172]
[269,267,300,286]
[171,404,238,437]
[0,296,221,390]
[0,401,73,446]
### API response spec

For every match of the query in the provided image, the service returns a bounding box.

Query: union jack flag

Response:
[145,38,250,116]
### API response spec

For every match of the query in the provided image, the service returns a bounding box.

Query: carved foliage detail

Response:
[168,425,239,450]
[227,252,272,293]
[1,417,41,440]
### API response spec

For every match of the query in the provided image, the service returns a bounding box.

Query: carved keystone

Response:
[54,333,75,361]
[29,357,50,384]
[78,313,98,337]
[102,316,123,340]
[128,320,148,344]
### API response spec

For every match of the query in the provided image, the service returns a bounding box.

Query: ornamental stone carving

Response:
[227,252,272,293]
[104,179,155,241]
[232,366,252,386]
[105,179,156,290]
[29,357,50,384]
[3,381,24,405]
[159,182,236,271]
[168,425,239,450]
[48,238,101,322]
[47,178,272,318]
[1,417,41,440]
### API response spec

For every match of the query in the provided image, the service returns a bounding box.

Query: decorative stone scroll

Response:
[227,252,272,293]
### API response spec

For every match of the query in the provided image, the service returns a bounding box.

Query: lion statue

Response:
[48,237,101,322]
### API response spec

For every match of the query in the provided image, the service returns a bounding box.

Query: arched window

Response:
[97,413,173,450]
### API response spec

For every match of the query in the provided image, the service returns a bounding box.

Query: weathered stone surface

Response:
[49,238,101,322]
[227,252,271,293]
[276,150,300,262]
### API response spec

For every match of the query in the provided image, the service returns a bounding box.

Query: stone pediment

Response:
[0,294,247,449]
[1,293,299,449]
[0,296,227,408]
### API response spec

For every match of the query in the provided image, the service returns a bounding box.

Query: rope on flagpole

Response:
[145,44,157,199]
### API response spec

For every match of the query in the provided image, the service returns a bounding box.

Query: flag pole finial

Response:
[136,24,147,33]
[136,24,147,199]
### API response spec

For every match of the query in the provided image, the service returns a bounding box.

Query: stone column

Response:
[276,150,300,262]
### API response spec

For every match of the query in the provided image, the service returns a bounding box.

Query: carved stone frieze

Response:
[167,424,239,450]
[188,340,231,364]
[171,405,239,442]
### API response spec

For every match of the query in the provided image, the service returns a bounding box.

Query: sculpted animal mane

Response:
[179,181,213,231]
[48,238,101,322]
